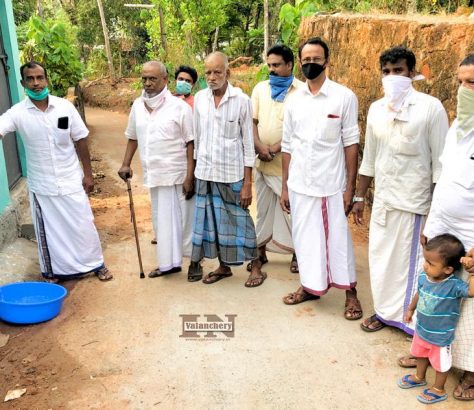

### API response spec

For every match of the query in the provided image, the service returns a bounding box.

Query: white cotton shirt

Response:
[125,91,193,188]
[281,78,359,197]
[0,95,88,196]
[359,90,449,215]
[193,83,255,183]
[428,121,474,222]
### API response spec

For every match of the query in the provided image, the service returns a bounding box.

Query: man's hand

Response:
[255,142,273,162]
[343,190,353,216]
[240,181,252,209]
[183,177,195,200]
[82,174,94,194]
[352,202,364,225]
[118,165,133,181]
[280,189,290,214]
[462,248,474,273]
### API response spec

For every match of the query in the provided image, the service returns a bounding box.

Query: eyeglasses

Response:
[301,57,325,64]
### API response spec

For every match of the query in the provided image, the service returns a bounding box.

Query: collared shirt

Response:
[251,77,304,176]
[281,78,359,197]
[125,91,193,187]
[429,120,474,222]
[193,83,255,183]
[359,91,448,215]
[0,95,88,196]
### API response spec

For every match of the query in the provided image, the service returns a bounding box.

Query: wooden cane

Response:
[126,179,145,279]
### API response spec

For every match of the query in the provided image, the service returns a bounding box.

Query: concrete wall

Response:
[299,14,474,138]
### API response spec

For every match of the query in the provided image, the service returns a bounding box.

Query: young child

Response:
[398,234,474,404]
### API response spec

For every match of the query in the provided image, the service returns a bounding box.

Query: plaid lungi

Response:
[191,179,257,265]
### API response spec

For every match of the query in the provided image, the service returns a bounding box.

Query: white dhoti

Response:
[255,170,293,253]
[31,191,104,278]
[150,185,194,271]
[369,199,425,335]
[289,189,356,295]
[424,205,474,371]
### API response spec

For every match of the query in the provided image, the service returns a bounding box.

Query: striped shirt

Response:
[193,83,255,183]
[416,272,470,346]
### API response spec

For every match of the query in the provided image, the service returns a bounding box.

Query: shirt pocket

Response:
[223,118,239,140]
[324,116,341,141]
[395,134,419,156]
[453,156,474,189]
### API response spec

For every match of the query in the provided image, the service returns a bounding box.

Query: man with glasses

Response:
[280,37,362,320]
[0,61,112,282]
[118,61,200,279]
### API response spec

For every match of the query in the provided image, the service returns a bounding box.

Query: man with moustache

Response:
[118,61,199,279]
[353,46,448,334]
[0,61,112,282]
[190,52,265,287]
[249,44,304,275]
[280,37,362,319]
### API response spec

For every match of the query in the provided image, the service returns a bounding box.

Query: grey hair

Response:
[144,60,168,78]
[205,52,229,70]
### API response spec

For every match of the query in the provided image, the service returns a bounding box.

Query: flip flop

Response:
[283,289,320,305]
[244,271,267,288]
[417,388,447,404]
[454,377,474,401]
[397,374,427,389]
[246,256,268,272]
[202,271,232,284]
[398,355,417,368]
[360,314,386,332]
[95,267,113,281]
[148,267,181,278]
[344,297,363,320]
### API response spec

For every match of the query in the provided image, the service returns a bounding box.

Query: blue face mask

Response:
[175,80,192,96]
[25,87,49,101]
[269,74,293,102]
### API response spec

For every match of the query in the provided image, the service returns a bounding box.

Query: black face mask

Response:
[302,63,325,80]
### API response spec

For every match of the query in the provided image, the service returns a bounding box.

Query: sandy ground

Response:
[0,107,470,409]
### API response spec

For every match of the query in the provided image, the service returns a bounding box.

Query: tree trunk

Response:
[37,0,44,19]
[263,0,269,58]
[212,27,219,52]
[96,0,115,79]
[159,6,168,57]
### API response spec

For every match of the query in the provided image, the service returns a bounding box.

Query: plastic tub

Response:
[0,282,68,324]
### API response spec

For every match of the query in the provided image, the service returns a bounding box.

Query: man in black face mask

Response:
[249,44,304,276]
[280,37,362,321]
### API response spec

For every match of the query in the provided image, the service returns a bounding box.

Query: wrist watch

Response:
[352,196,364,203]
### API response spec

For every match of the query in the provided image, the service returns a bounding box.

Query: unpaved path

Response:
[0,107,469,409]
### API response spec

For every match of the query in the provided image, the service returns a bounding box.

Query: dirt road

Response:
[0,107,468,409]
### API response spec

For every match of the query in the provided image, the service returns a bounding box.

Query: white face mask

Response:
[141,86,167,109]
[382,75,413,114]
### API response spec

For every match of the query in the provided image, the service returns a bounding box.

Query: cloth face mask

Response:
[25,87,49,101]
[382,75,413,114]
[301,63,325,80]
[175,80,192,96]
[269,74,294,102]
[456,85,474,141]
[141,86,167,109]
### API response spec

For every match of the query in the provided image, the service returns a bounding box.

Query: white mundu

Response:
[0,95,105,278]
[359,89,449,333]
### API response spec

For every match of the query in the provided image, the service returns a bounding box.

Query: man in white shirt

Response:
[398,54,474,402]
[0,61,111,282]
[250,44,304,275]
[280,37,362,319]
[118,61,199,280]
[191,52,265,287]
[353,47,448,334]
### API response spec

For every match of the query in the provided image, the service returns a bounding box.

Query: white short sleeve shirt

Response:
[0,95,89,196]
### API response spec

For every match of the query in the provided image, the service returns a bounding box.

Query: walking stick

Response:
[126,179,145,279]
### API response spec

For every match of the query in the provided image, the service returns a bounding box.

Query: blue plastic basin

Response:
[0,282,68,324]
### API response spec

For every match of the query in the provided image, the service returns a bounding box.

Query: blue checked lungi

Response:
[191,179,257,265]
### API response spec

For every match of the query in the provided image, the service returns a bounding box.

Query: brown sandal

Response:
[397,355,417,368]
[95,267,113,281]
[283,288,320,305]
[360,314,386,331]
[202,270,232,284]
[454,375,474,401]
[244,271,267,288]
[344,297,363,320]
[246,256,268,272]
